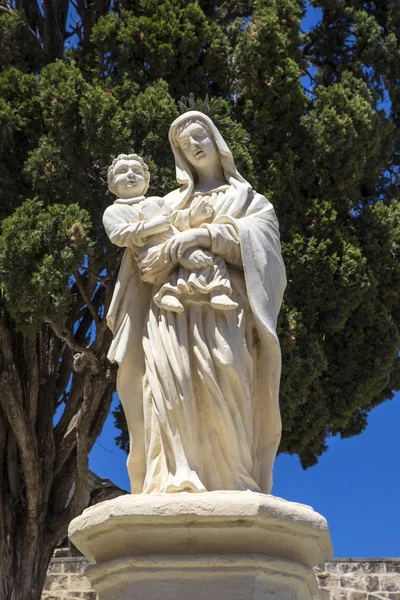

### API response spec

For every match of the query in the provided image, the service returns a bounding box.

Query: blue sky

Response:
[90,2,400,560]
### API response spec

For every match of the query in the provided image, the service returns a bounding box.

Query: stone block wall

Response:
[316,559,400,600]
[42,557,95,600]
[41,556,400,600]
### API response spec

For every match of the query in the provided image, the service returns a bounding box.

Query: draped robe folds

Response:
[104,183,287,495]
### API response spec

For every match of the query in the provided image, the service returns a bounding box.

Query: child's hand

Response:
[190,199,214,227]
[180,248,214,269]
[143,215,170,237]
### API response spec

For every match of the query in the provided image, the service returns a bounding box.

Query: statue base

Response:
[68,491,333,600]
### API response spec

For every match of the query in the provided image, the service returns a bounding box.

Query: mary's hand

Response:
[164,228,211,263]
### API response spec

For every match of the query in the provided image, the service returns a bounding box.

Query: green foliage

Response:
[0,67,42,220]
[1,0,400,468]
[0,11,43,72]
[90,2,231,96]
[0,200,93,333]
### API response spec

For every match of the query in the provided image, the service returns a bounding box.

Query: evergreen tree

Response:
[0,1,399,597]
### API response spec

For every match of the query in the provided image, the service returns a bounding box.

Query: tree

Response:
[0,0,399,597]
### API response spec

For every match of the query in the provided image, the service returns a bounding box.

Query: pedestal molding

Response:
[69,492,333,600]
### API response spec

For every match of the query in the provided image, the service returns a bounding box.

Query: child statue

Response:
[103,153,238,313]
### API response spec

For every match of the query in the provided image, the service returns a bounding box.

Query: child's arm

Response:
[103,205,169,248]
[143,215,171,237]
[103,205,145,247]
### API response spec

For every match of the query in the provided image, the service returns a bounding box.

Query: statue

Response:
[70,112,331,600]
[102,111,287,495]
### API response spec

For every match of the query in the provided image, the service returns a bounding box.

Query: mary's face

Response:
[177,122,220,172]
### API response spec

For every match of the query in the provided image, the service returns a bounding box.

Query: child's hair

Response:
[107,153,150,196]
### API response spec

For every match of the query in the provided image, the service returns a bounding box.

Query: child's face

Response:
[113,159,146,199]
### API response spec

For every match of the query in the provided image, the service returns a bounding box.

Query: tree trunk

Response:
[0,276,116,599]
[0,519,54,600]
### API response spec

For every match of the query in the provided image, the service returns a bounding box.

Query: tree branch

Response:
[54,373,83,445]
[88,382,114,450]
[0,408,7,533]
[23,335,39,428]
[69,402,90,517]
[0,380,42,524]
[74,269,100,324]
[0,1,12,15]
[6,431,20,500]
[46,319,92,354]
[0,312,41,521]
[55,346,73,401]
[22,0,44,40]
[48,379,113,541]
[54,371,107,477]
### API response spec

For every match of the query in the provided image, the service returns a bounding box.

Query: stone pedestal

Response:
[68,492,333,600]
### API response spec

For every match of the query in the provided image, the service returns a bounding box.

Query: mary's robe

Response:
[104,184,286,494]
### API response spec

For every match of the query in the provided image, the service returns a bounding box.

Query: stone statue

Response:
[71,114,331,600]
[102,111,287,495]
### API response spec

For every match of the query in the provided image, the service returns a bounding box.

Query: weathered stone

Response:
[47,562,63,574]
[317,561,338,573]
[338,563,361,574]
[341,575,366,591]
[366,577,380,592]
[81,593,97,600]
[53,548,71,558]
[70,493,333,600]
[349,592,367,600]
[381,576,400,592]
[338,563,385,575]
[68,574,92,591]
[42,555,400,600]
[360,563,386,574]
[63,560,88,574]
[318,573,340,588]
[387,564,400,574]
[325,562,339,573]
[44,574,69,591]
[315,563,326,573]
[331,591,348,600]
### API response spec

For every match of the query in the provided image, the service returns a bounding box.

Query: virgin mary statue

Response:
[104,111,287,495]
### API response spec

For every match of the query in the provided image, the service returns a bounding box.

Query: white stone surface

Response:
[69,492,333,600]
[88,555,316,600]
[103,112,287,495]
